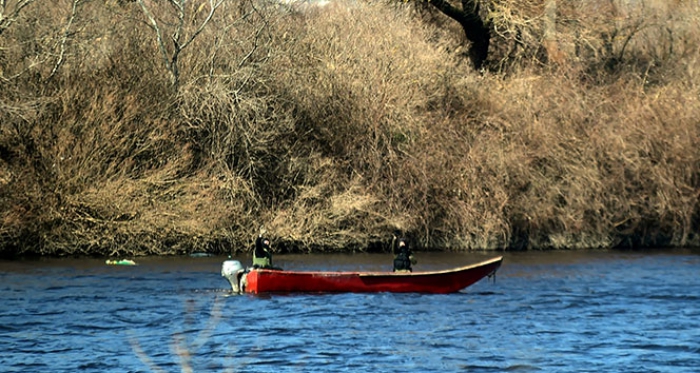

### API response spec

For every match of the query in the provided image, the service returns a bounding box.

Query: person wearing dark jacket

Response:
[392,232,416,272]
[253,235,274,269]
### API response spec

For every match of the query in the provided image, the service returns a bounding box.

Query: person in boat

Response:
[392,232,416,273]
[252,235,276,269]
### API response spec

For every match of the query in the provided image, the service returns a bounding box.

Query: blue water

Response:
[1,251,699,372]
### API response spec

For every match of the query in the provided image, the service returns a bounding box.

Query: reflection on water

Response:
[1,250,699,372]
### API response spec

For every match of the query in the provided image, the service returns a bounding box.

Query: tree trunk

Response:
[426,0,490,69]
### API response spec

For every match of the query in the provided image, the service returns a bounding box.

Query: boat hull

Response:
[241,256,503,294]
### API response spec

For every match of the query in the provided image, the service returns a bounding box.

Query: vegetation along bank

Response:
[0,0,698,257]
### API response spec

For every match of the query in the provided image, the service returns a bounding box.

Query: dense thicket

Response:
[0,0,698,257]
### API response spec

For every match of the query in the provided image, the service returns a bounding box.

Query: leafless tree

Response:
[136,0,225,91]
[417,0,491,69]
[0,0,40,36]
[48,0,88,79]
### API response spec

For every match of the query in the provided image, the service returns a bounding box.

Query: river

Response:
[1,250,698,372]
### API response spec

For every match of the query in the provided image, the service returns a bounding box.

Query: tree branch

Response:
[49,0,84,79]
[0,0,40,36]
[137,0,173,74]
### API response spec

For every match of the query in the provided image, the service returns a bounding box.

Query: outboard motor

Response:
[221,259,247,293]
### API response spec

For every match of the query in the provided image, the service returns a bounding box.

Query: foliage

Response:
[0,0,698,256]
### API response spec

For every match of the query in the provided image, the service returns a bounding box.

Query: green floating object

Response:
[106,259,137,266]
[190,252,212,257]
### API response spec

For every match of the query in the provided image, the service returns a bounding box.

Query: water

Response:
[1,250,699,373]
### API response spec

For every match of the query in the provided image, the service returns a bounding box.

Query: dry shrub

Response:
[592,82,700,247]
[423,0,700,249]
[485,0,700,81]
[1,0,699,256]
[256,1,456,249]
[481,75,617,249]
[475,66,700,249]
[0,0,271,256]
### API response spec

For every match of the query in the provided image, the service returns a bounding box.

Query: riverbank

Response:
[1,1,698,257]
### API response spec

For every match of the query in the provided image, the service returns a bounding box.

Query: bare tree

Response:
[136,0,224,91]
[1,0,94,82]
[542,0,563,64]
[413,0,568,69]
[0,0,41,36]
[416,0,490,69]
[48,0,87,79]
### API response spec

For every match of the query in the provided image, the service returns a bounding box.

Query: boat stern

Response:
[221,259,247,293]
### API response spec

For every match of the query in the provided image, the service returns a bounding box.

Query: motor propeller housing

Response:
[221,260,247,293]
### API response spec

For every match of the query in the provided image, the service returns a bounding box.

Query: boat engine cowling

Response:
[221,259,247,293]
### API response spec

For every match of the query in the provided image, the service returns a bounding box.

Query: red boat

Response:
[221,256,503,294]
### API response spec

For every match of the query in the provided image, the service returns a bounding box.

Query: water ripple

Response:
[1,251,699,372]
